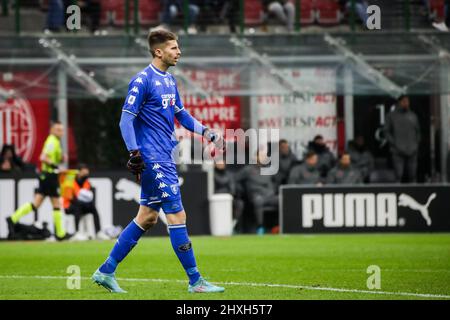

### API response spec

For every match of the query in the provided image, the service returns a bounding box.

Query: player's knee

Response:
[143,214,158,229]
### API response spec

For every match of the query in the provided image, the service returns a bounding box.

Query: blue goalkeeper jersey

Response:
[122,64,185,163]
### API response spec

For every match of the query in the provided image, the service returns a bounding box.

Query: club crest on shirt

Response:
[164,78,170,87]
[170,184,179,195]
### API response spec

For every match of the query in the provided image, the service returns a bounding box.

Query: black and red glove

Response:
[203,128,225,153]
[127,150,146,182]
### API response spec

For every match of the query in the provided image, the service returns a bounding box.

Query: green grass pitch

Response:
[0,234,449,300]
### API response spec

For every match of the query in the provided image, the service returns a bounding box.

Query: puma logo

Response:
[114,178,167,226]
[398,193,436,226]
[115,178,141,203]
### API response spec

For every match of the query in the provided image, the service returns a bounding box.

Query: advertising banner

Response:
[281,185,450,233]
[251,68,337,159]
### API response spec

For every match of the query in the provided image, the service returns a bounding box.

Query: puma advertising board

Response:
[0,171,210,238]
[280,185,450,233]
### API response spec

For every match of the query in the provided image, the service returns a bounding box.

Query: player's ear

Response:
[155,48,163,59]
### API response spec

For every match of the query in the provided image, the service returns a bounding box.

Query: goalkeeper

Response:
[92,30,225,293]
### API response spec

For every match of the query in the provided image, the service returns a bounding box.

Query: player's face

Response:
[306,155,318,166]
[340,154,351,167]
[160,40,181,66]
[52,124,64,138]
[79,168,90,177]
[280,142,289,155]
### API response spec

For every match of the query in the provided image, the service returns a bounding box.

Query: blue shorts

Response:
[140,162,184,214]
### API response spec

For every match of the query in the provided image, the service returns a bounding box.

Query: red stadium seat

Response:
[316,0,341,25]
[139,0,161,25]
[429,0,446,20]
[296,0,315,25]
[100,0,129,26]
[245,0,264,25]
[100,0,161,27]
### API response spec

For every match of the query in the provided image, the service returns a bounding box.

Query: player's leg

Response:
[99,205,157,273]
[391,152,405,182]
[165,208,224,293]
[9,193,44,224]
[50,196,69,239]
[250,194,266,235]
[93,205,158,293]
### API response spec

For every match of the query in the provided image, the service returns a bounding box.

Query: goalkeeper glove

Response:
[203,128,225,152]
[127,150,146,182]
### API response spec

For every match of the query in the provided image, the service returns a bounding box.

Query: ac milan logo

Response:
[0,96,36,162]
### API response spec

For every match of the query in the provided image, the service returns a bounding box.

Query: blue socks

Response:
[168,224,201,285]
[99,219,201,286]
[99,219,145,274]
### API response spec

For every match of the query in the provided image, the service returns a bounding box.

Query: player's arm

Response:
[39,142,58,169]
[120,75,148,181]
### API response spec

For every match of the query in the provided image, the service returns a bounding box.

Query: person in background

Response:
[63,164,110,240]
[0,144,24,174]
[43,0,65,33]
[261,0,295,32]
[7,121,71,241]
[214,160,244,232]
[326,152,363,184]
[340,0,369,26]
[236,149,278,235]
[288,151,322,186]
[385,95,421,183]
[156,0,200,34]
[273,139,298,190]
[347,135,374,183]
[306,135,336,178]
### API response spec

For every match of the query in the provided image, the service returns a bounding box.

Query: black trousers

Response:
[392,152,418,183]
[66,200,101,233]
[250,193,279,227]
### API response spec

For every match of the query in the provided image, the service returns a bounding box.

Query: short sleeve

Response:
[122,74,148,117]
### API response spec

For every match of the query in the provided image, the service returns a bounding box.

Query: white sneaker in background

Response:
[96,231,111,240]
[187,26,198,35]
[432,22,449,32]
[70,232,89,241]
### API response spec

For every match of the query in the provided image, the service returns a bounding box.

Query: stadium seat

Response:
[245,0,264,25]
[316,0,341,25]
[297,0,315,25]
[139,0,161,26]
[99,0,140,27]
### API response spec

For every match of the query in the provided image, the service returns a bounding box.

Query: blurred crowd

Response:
[213,95,421,234]
[5,0,448,34]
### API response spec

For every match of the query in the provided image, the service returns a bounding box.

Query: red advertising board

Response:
[175,69,241,138]
[0,71,50,166]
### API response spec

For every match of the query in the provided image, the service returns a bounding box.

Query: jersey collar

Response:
[149,64,168,77]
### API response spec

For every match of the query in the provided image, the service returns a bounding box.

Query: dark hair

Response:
[397,94,408,102]
[51,120,62,127]
[0,144,23,168]
[279,139,288,145]
[78,163,89,170]
[313,135,324,142]
[147,30,178,58]
[304,150,317,159]
[339,151,350,159]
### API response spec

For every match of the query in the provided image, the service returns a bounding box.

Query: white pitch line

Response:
[0,274,449,299]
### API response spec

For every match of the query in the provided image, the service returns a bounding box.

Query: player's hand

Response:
[127,150,146,182]
[203,128,225,152]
